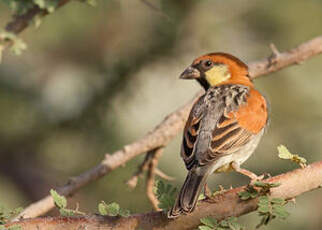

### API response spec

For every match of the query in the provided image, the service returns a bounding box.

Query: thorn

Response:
[126,176,138,189]
[264,172,272,178]
[289,197,296,204]
[270,43,280,57]
[268,43,281,67]
[155,168,175,181]
[219,185,225,192]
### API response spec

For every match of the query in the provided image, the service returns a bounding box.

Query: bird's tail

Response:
[168,170,208,218]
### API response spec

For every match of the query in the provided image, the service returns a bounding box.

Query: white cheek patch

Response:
[205,64,231,86]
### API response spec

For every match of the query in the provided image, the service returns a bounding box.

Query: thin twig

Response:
[14,35,322,220]
[146,147,164,211]
[126,148,173,189]
[155,168,175,181]
[126,153,154,189]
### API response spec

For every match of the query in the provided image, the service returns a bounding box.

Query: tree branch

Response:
[146,147,164,211]
[8,161,322,230]
[14,35,322,220]
[4,0,70,35]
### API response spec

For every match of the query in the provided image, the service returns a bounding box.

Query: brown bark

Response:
[8,161,322,230]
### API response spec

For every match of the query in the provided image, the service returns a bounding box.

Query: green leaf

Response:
[98,201,130,217]
[253,181,266,187]
[253,181,280,188]
[8,225,21,230]
[200,217,217,228]
[98,202,108,216]
[277,145,293,159]
[198,226,213,230]
[219,219,228,227]
[238,186,259,201]
[271,198,285,205]
[258,205,270,214]
[272,205,289,219]
[119,208,130,217]
[60,208,81,217]
[105,202,120,216]
[258,196,269,204]
[50,189,67,209]
[198,193,206,201]
[154,180,177,211]
[238,191,250,200]
[277,145,307,168]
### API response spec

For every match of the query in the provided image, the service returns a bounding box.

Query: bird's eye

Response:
[204,60,213,67]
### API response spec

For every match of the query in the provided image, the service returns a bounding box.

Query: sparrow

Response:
[168,53,269,218]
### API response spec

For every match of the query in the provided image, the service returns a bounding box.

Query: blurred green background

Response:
[0,0,322,229]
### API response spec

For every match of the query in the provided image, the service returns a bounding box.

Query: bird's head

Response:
[180,53,252,90]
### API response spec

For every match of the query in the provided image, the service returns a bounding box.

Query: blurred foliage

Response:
[0,0,321,229]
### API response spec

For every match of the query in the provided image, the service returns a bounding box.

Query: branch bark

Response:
[8,161,322,230]
[14,35,322,220]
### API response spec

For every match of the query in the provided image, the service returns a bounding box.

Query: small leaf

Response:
[50,189,67,209]
[258,196,269,204]
[219,219,228,227]
[154,180,177,211]
[258,205,270,214]
[253,181,267,187]
[98,202,108,216]
[198,193,206,201]
[198,226,213,230]
[8,225,21,230]
[277,145,293,159]
[267,183,281,188]
[59,208,76,217]
[105,202,120,216]
[271,198,285,205]
[200,217,217,228]
[238,186,259,201]
[272,205,289,219]
[277,145,307,168]
[119,208,130,217]
[238,191,250,200]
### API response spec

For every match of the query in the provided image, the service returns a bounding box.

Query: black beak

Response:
[179,66,200,79]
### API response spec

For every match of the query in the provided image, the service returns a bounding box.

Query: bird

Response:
[168,52,269,218]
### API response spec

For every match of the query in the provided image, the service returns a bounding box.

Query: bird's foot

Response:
[231,162,267,185]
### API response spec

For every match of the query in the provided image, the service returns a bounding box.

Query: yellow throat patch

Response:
[205,64,230,86]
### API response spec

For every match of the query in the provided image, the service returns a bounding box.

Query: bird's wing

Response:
[181,87,268,170]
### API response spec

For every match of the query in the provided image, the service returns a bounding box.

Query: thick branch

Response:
[8,161,322,230]
[15,35,322,220]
